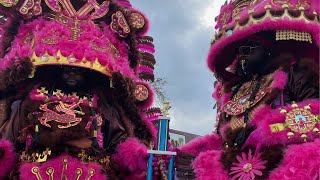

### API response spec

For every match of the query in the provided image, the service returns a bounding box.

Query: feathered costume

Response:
[0,0,159,179]
[176,0,320,179]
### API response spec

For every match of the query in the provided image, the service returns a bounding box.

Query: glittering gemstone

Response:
[68,56,76,62]
[240,98,247,104]
[227,30,233,35]
[21,8,27,13]
[295,115,307,123]
[41,55,49,61]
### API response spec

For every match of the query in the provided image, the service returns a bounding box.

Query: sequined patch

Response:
[223,87,271,116]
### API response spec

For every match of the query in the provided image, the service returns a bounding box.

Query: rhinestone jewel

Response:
[295,114,307,123]
[68,56,76,62]
[227,30,233,35]
[41,55,49,61]
[240,98,247,104]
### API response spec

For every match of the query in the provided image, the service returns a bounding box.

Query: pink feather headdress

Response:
[0,0,157,109]
[208,0,320,81]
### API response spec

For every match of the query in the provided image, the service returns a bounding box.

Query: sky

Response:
[130,0,225,135]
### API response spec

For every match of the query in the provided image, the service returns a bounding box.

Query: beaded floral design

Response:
[230,149,267,180]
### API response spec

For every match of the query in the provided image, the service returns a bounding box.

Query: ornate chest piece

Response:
[225,74,273,130]
[280,103,319,141]
[223,87,271,116]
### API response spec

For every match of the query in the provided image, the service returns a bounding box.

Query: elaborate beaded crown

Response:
[0,0,155,78]
[208,0,319,81]
[0,0,156,107]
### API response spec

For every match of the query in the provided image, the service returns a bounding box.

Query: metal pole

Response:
[167,155,175,180]
[146,153,154,180]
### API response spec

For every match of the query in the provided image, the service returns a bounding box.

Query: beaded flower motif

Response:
[230,149,267,180]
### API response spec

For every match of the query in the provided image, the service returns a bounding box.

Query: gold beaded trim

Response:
[212,4,319,45]
[276,30,312,43]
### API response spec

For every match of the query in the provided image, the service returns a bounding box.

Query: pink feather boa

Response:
[270,70,287,90]
[193,150,229,180]
[0,140,16,179]
[179,133,222,156]
[212,82,231,106]
[112,138,148,179]
[268,140,320,180]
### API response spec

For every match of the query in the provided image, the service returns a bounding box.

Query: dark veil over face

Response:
[33,66,110,94]
[236,38,274,77]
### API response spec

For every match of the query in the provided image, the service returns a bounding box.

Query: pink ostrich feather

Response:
[219,123,231,140]
[268,140,320,180]
[112,138,148,176]
[179,133,222,156]
[140,112,157,142]
[145,113,161,122]
[212,82,223,102]
[0,140,16,179]
[230,149,267,180]
[193,150,229,180]
[137,44,155,54]
[213,87,231,110]
[137,65,154,74]
[270,70,287,90]
[117,1,132,8]
[0,18,137,79]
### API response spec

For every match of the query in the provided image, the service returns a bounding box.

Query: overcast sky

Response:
[131,0,225,135]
